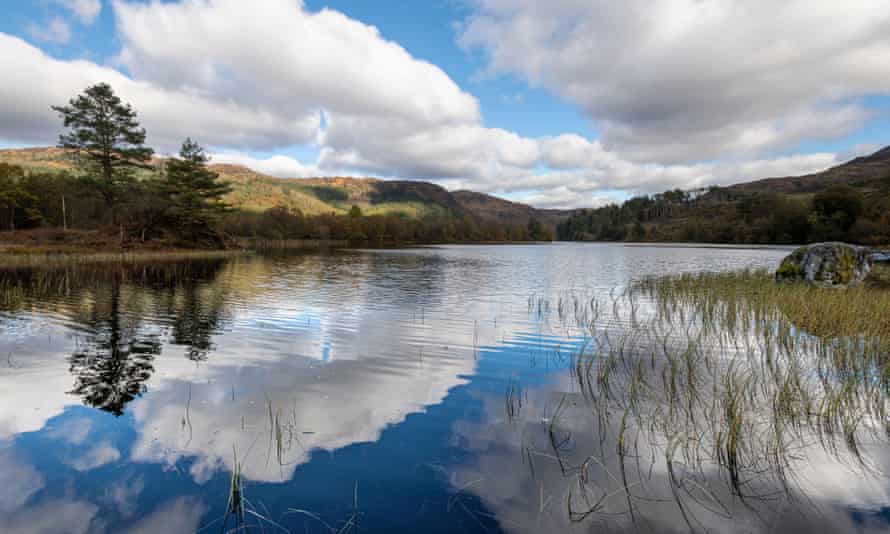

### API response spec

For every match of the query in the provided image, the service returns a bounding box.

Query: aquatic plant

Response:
[531,270,890,530]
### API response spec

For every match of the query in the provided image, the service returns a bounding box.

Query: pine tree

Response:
[52,83,154,220]
[162,139,233,246]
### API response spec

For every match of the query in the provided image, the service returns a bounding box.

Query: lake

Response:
[3,243,887,533]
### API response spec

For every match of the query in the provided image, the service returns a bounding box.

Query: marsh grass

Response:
[0,249,248,268]
[540,269,890,528]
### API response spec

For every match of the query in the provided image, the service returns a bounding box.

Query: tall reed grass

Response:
[556,269,890,527]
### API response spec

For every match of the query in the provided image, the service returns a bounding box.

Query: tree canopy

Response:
[52,83,153,215]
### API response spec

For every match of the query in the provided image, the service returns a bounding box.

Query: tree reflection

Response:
[162,259,229,362]
[68,275,160,416]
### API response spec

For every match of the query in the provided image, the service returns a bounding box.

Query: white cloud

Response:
[318,119,539,179]
[53,0,102,25]
[515,187,616,209]
[65,441,120,471]
[26,17,71,44]
[113,0,479,127]
[0,0,876,209]
[47,417,93,445]
[0,34,320,152]
[460,0,890,163]
[210,152,320,178]
[0,500,97,534]
[111,0,544,183]
[118,496,207,534]
[0,450,44,513]
[530,134,840,199]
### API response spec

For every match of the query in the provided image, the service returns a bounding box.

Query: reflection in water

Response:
[453,275,890,533]
[67,282,160,416]
[6,244,872,532]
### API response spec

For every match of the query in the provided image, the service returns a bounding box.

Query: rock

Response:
[776,242,876,287]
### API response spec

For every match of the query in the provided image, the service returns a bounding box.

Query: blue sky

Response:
[2,1,889,208]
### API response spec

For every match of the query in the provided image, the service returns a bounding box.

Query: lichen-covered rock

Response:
[776,242,875,287]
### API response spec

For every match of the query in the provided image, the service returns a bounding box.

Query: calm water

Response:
[4,243,883,534]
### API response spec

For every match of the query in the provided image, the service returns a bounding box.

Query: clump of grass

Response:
[560,269,890,528]
[637,268,890,340]
[226,446,245,527]
[506,378,523,421]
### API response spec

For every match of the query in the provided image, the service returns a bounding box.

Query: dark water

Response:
[4,243,882,534]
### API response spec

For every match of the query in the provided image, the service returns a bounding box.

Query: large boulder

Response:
[776,242,877,287]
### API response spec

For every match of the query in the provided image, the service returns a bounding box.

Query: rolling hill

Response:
[0,147,568,227]
[557,145,890,245]
[728,146,890,195]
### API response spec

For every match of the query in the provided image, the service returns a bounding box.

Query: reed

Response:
[0,248,249,268]
[556,269,890,527]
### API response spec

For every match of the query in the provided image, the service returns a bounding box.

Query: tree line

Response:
[558,182,890,246]
[0,83,549,248]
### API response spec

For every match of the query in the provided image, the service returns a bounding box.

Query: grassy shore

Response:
[555,268,890,522]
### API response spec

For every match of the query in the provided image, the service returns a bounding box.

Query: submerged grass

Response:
[541,269,890,528]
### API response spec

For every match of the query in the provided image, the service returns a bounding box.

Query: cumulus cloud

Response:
[111,0,546,182]
[516,187,616,209]
[0,0,876,208]
[0,450,44,513]
[26,17,72,44]
[65,441,121,471]
[460,0,890,163]
[0,34,320,152]
[530,133,840,196]
[53,0,102,25]
[210,152,320,178]
[118,496,207,534]
[113,0,478,126]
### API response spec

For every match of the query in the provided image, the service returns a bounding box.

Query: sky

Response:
[2,0,890,208]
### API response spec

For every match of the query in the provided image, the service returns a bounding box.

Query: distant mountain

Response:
[728,146,890,195]
[0,147,567,226]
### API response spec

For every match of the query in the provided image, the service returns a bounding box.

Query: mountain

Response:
[0,147,567,226]
[728,146,890,195]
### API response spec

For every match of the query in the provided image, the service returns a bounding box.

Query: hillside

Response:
[728,146,890,195]
[452,190,571,228]
[558,145,890,246]
[0,147,554,224]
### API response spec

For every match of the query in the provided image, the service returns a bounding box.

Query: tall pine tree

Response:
[52,83,153,220]
[162,139,232,246]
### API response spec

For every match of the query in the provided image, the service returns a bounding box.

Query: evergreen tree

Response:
[347,204,366,240]
[162,138,232,245]
[52,83,153,219]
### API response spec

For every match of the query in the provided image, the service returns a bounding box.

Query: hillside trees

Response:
[812,185,864,236]
[160,139,232,246]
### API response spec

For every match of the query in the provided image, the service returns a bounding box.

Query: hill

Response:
[729,147,890,195]
[0,147,567,227]
[558,145,890,246]
[452,190,571,228]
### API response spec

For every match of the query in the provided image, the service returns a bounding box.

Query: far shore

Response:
[1,228,886,268]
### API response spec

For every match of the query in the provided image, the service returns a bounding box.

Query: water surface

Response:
[6,243,880,533]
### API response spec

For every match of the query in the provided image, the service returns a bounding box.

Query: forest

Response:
[558,180,890,246]
[0,83,553,250]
